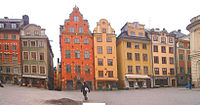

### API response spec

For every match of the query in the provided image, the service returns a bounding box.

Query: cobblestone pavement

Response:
[1,84,200,105]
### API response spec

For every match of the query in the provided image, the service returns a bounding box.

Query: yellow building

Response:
[147,28,176,87]
[93,19,118,90]
[117,22,152,89]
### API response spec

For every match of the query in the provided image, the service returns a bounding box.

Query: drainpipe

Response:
[150,32,154,88]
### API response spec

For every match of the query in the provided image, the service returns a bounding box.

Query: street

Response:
[0,85,200,105]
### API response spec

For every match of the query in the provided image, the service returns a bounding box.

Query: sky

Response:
[0,0,199,66]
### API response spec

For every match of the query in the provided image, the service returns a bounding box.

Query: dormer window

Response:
[74,16,79,22]
[0,23,4,28]
[26,31,31,35]
[34,31,39,35]
[131,32,135,36]
[139,32,143,37]
[102,22,106,25]
[11,23,17,29]
[102,28,106,33]
[69,27,74,33]
[134,23,139,29]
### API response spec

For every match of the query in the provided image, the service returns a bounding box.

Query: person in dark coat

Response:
[0,80,4,87]
[81,82,90,100]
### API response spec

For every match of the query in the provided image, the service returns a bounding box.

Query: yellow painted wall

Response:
[93,19,118,88]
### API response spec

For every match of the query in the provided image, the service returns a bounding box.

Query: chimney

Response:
[23,15,29,26]
[178,29,181,33]
[57,58,59,63]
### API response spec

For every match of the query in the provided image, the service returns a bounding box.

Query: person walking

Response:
[0,80,4,87]
[81,82,90,100]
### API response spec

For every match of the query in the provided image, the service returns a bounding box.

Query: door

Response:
[76,81,82,90]
[66,80,73,90]
[172,79,176,87]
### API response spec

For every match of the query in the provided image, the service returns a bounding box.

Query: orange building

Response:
[60,6,94,90]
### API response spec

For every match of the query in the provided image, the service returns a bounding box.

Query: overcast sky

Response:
[1,0,199,66]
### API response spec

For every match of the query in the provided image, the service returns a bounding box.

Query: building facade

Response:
[117,22,152,89]
[171,30,191,86]
[20,22,54,89]
[187,15,200,87]
[0,16,23,84]
[93,19,118,90]
[60,7,94,90]
[147,28,176,87]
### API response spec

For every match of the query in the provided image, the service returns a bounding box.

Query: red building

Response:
[0,16,24,84]
[60,6,94,90]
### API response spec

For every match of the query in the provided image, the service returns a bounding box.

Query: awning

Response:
[22,75,47,79]
[125,74,150,79]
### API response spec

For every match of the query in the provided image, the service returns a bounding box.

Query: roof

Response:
[125,74,150,79]
[169,30,186,39]
[117,31,150,41]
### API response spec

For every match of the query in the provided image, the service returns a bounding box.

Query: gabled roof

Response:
[117,31,150,41]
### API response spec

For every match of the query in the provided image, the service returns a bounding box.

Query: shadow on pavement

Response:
[45,98,82,105]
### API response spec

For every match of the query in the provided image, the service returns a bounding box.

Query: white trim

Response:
[31,65,37,74]
[30,51,37,60]
[23,64,29,74]
[23,51,29,60]
[39,65,46,75]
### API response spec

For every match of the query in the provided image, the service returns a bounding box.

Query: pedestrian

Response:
[81,82,90,100]
[0,79,4,88]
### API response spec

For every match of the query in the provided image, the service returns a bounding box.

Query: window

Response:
[30,41,36,47]
[39,52,44,60]
[102,28,106,33]
[135,53,140,61]
[188,55,191,61]
[32,66,36,73]
[75,50,80,58]
[64,38,70,43]
[143,43,147,49]
[127,52,132,60]
[144,66,148,74]
[85,66,90,74]
[78,27,84,33]
[26,31,30,35]
[98,71,103,77]
[169,47,173,54]
[74,39,80,43]
[136,66,141,74]
[97,46,102,54]
[98,59,103,66]
[4,44,9,50]
[4,35,8,39]
[161,46,166,53]
[24,65,29,73]
[161,37,166,43]
[188,67,191,74]
[135,43,139,49]
[179,43,183,48]
[12,54,18,64]
[154,68,159,74]
[0,44,1,50]
[23,52,28,60]
[108,71,113,77]
[169,57,174,64]
[31,52,36,60]
[107,59,113,66]
[75,65,81,73]
[179,54,183,60]
[6,67,10,73]
[0,23,4,28]
[154,45,158,52]
[65,50,71,58]
[66,65,71,73]
[153,36,158,41]
[143,54,148,61]
[170,68,174,74]
[69,27,74,32]
[84,39,89,44]
[97,37,102,42]
[107,38,112,42]
[131,32,135,36]
[162,68,167,75]
[162,57,167,64]
[0,54,2,63]
[74,16,79,22]
[11,23,17,29]
[12,45,17,51]
[188,44,190,49]
[128,65,133,73]
[107,47,112,54]
[23,41,28,47]
[154,56,159,64]
[169,38,173,43]
[139,32,143,37]
[127,42,131,48]
[12,35,16,39]
[180,67,184,72]
[4,54,10,63]
[34,31,39,35]
[84,51,90,59]
[38,41,44,47]
[40,66,45,74]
